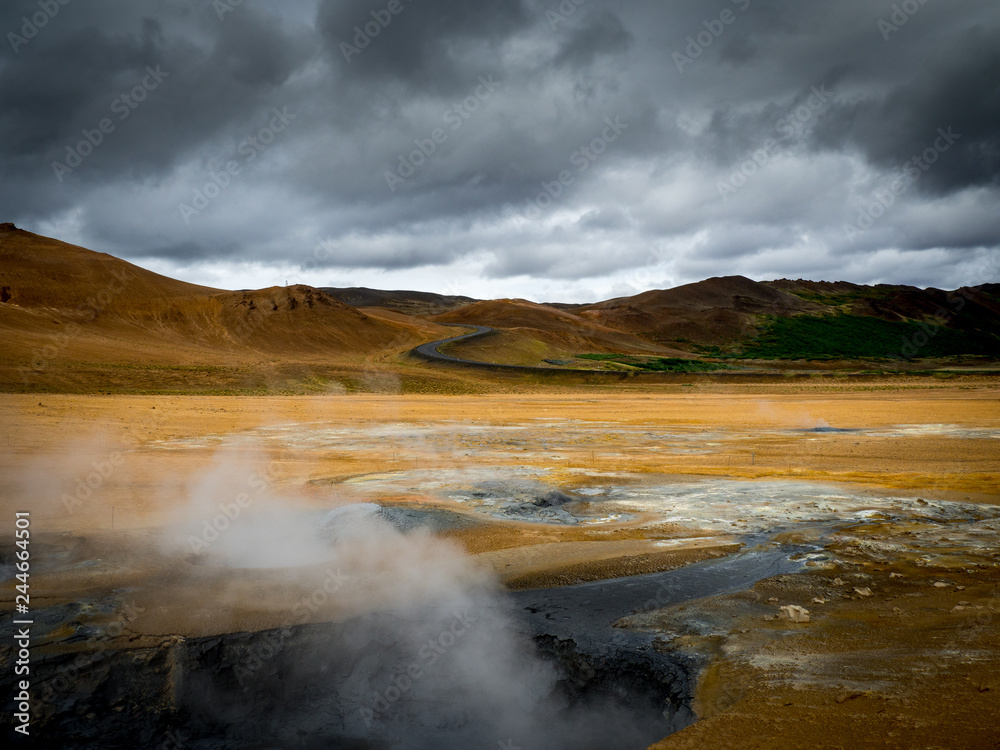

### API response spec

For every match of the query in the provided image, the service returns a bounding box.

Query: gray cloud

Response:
[1,0,998,301]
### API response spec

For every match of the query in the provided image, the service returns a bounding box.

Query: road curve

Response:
[410,327,902,381]
[413,324,497,363]
[410,323,626,375]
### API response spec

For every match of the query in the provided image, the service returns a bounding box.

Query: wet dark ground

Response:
[2,539,806,750]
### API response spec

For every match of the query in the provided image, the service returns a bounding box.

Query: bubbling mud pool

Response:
[333,467,1000,537]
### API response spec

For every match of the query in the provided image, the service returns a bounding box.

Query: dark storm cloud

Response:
[0,0,997,298]
[317,0,531,95]
[811,25,1000,194]
[1,1,312,199]
[552,11,633,68]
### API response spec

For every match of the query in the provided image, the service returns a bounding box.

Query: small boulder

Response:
[534,490,576,508]
[779,605,810,623]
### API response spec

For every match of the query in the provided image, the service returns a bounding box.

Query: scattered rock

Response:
[854,587,874,597]
[933,582,950,588]
[836,691,864,704]
[767,597,779,603]
[956,585,966,591]
[812,597,827,605]
[890,572,904,579]
[832,578,844,586]
[952,606,966,613]
[533,490,578,508]
[779,605,810,623]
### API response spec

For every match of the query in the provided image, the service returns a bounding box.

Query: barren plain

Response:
[2,383,998,748]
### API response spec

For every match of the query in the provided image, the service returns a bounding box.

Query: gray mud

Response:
[2,540,807,750]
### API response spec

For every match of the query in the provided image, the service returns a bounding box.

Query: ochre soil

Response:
[645,558,1000,750]
[1,384,998,747]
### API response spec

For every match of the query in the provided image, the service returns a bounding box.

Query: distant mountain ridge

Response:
[320,287,476,316]
[575,275,1000,355]
[2,224,997,389]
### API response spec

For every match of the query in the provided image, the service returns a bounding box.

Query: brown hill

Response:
[431,298,686,361]
[578,276,818,345]
[0,224,444,390]
[764,278,1000,336]
[321,286,476,316]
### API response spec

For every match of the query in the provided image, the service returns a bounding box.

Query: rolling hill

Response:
[568,275,1000,359]
[577,276,820,346]
[430,298,689,366]
[0,224,451,392]
[320,287,476,316]
[2,223,998,391]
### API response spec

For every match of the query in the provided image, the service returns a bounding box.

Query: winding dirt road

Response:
[411,323,626,375]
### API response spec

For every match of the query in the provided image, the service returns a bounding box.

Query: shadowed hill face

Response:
[586,276,816,314]
[321,286,477,316]
[573,276,1000,349]
[765,279,1000,330]
[574,277,816,346]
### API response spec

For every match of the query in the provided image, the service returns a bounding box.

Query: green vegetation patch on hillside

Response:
[576,353,629,361]
[786,287,896,307]
[744,314,1000,360]
[632,358,731,372]
[575,353,730,372]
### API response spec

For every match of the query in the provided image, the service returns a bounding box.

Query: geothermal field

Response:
[5,2,1000,746]
[3,386,999,749]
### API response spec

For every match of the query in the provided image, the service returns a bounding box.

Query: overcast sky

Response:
[2,0,998,302]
